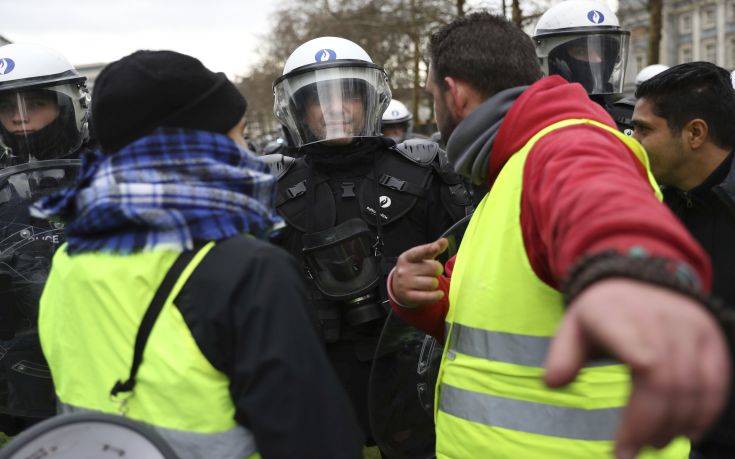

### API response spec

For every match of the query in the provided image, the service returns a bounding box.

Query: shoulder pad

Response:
[260,153,299,180]
[391,138,442,166]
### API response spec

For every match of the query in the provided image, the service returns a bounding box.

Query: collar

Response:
[446,86,527,186]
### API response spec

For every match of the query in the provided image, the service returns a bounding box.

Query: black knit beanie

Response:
[91,50,247,152]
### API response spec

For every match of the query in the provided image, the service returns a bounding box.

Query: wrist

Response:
[563,248,705,306]
[387,267,420,309]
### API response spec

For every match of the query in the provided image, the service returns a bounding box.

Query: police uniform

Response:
[275,137,470,435]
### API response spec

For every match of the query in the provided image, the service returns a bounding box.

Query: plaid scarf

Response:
[31,127,281,254]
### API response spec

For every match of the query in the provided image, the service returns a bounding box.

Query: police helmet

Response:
[635,64,669,87]
[533,0,630,95]
[273,37,391,148]
[381,99,412,142]
[0,43,89,168]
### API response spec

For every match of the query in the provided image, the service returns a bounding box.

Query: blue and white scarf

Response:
[32,127,281,254]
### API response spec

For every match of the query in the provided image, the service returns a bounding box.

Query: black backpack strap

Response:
[110,248,200,398]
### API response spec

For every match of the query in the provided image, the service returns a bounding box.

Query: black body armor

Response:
[276,138,469,344]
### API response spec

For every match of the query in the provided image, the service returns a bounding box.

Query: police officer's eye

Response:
[28,98,50,109]
[0,102,13,113]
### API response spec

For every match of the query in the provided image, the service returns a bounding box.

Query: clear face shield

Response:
[274,65,391,148]
[536,32,630,95]
[0,84,87,168]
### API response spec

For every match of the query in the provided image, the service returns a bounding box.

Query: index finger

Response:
[402,238,449,263]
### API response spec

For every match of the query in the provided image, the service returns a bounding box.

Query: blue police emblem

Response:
[587,10,605,24]
[0,58,16,75]
[314,49,337,63]
[391,110,400,117]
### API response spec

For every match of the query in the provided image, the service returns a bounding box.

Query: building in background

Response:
[619,0,735,94]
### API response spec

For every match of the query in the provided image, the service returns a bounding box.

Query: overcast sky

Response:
[0,0,617,80]
[0,0,278,79]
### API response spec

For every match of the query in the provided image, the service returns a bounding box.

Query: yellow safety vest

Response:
[39,243,259,459]
[435,119,689,458]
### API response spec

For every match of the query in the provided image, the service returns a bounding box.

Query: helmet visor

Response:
[537,32,629,95]
[274,66,391,148]
[0,85,85,167]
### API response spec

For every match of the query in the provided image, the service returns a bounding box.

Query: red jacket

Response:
[389,76,712,342]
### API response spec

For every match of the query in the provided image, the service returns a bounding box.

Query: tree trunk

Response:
[412,34,421,122]
[457,0,465,16]
[411,0,421,122]
[511,0,522,27]
[647,0,663,64]
[501,0,506,18]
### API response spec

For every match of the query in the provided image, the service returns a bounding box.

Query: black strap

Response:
[110,249,200,398]
[378,173,427,197]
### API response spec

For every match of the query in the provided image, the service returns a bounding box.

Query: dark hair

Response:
[428,12,542,98]
[636,61,735,149]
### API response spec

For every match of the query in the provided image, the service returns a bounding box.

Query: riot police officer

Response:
[271,36,470,448]
[533,0,635,133]
[0,43,88,434]
[381,99,414,143]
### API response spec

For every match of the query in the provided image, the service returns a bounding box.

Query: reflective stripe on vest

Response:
[435,119,688,458]
[439,384,621,441]
[60,402,259,459]
[39,243,260,458]
[445,322,617,368]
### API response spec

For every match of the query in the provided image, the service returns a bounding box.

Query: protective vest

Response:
[276,141,470,343]
[39,243,258,459]
[435,119,689,458]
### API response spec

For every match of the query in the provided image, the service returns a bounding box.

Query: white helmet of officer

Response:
[381,99,412,142]
[635,64,669,87]
[533,0,630,95]
[0,43,89,167]
[273,36,392,148]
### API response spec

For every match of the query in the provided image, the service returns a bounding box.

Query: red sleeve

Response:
[521,125,712,291]
[387,256,456,342]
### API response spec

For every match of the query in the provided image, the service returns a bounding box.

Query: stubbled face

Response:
[0,90,60,135]
[632,97,688,187]
[426,66,460,143]
[304,94,366,146]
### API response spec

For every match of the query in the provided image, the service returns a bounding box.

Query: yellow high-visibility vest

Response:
[435,119,689,458]
[39,243,259,459]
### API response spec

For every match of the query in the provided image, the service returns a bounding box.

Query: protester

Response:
[633,61,735,458]
[32,50,362,459]
[389,13,730,459]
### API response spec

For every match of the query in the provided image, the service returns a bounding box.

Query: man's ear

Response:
[443,76,464,120]
[444,76,483,118]
[683,119,709,150]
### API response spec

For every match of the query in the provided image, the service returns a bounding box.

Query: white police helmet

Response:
[0,43,89,167]
[533,0,630,95]
[730,70,735,89]
[273,36,391,148]
[382,99,412,125]
[381,99,412,142]
[635,64,669,86]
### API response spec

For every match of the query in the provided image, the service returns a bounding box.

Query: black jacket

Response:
[664,152,735,457]
[664,152,735,307]
[174,235,363,458]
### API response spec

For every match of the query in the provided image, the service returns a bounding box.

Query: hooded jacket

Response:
[389,76,710,340]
